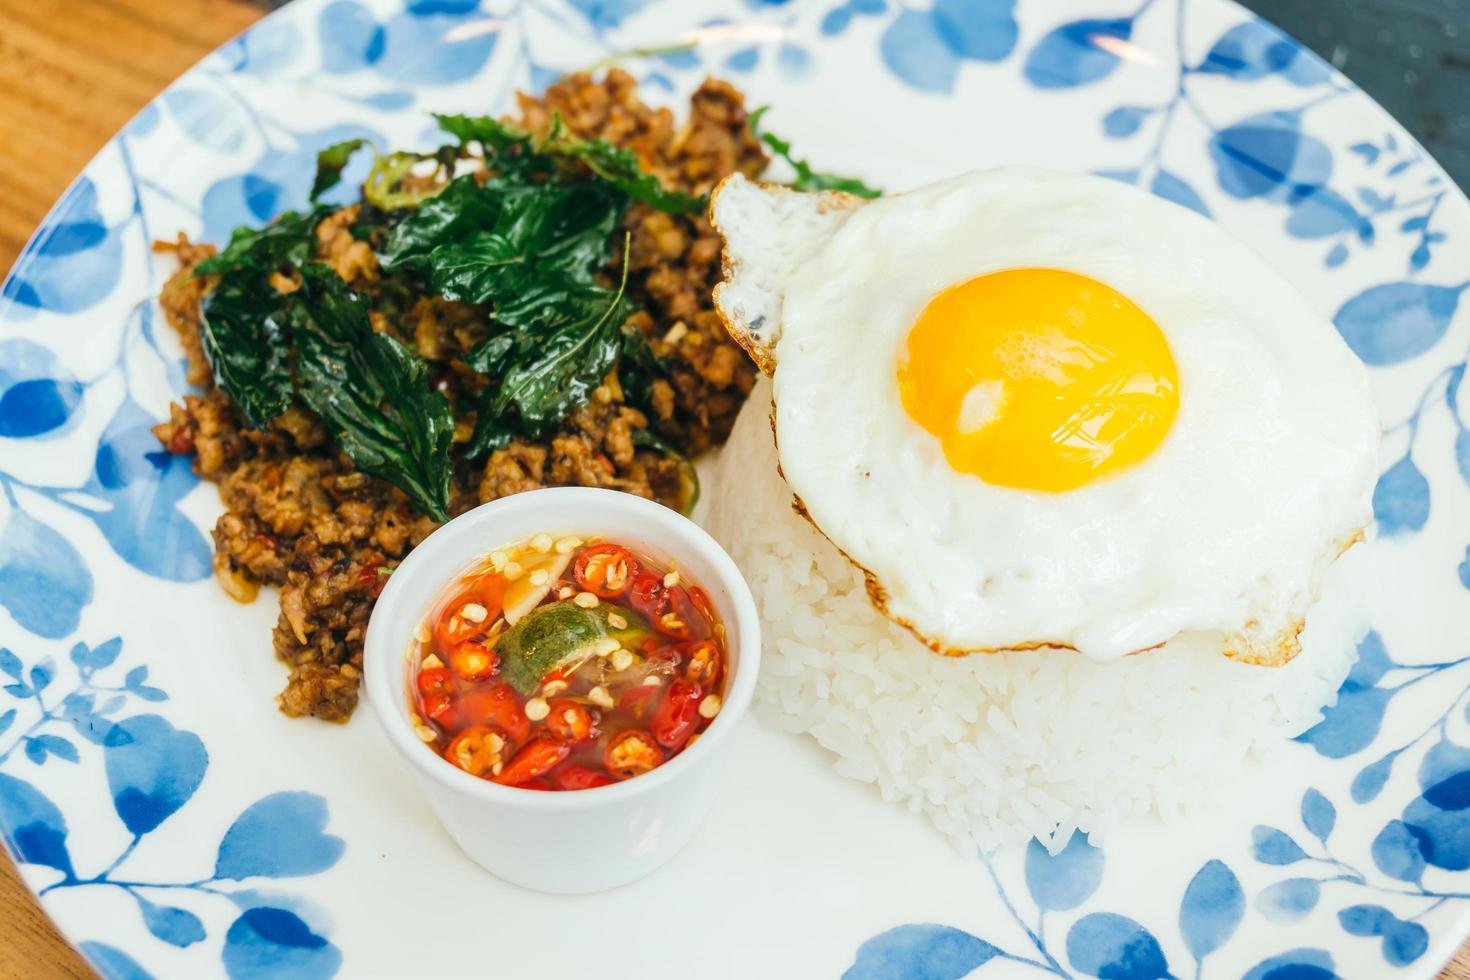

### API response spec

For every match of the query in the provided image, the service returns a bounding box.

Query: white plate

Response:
[2,1,1468,976]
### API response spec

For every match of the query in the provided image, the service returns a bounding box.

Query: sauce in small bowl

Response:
[364,488,758,894]
[411,535,729,790]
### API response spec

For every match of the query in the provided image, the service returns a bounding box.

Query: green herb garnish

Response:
[195,219,455,520]
[749,106,882,199]
[435,112,708,215]
[289,265,455,520]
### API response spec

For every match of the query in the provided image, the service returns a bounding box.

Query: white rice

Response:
[703,380,1359,854]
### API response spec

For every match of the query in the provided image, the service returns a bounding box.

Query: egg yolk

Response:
[897,268,1179,492]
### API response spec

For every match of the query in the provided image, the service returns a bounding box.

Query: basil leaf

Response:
[551,138,706,214]
[311,138,371,202]
[749,107,882,199]
[464,249,634,456]
[378,175,503,275]
[197,276,295,427]
[290,265,455,521]
[193,206,327,425]
[193,206,329,277]
[434,112,706,214]
[422,181,624,304]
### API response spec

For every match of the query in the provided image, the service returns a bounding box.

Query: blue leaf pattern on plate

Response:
[1178,860,1243,958]
[931,0,1017,61]
[842,924,999,980]
[104,715,208,836]
[1334,281,1465,366]
[1302,788,1337,843]
[0,507,94,640]
[879,11,960,94]
[78,942,156,980]
[1065,912,1169,979]
[215,793,346,881]
[1256,878,1321,923]
[2,178,122,313]
[0,772,72,875]
[1243,948,1338,980]
[1025,834,1104,911]
[1023,18,1131,89]
[221,908,342,980]
[135,894,208,948]
[1372,456,1431,536]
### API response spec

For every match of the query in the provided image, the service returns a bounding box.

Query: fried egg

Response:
[710,168,1379,664]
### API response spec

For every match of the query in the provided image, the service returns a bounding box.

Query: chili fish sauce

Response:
[408,533,728,790]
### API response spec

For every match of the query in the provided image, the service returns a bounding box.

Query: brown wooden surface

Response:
[0,4,265,975]
[1,0,1468,978]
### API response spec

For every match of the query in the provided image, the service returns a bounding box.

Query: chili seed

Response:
[461,602,488,624]
[557,586,575,600]
[698,695,722,719]
[530,533,553,553]
[421,653,445,670]
[490,550,509,570]
[663,570,680,588]
[503,561,523,581]
[413,621,431,643]
[611,649,634,671]
[529,569,550,587]
[554,536,581,554]
[643,675,663,686]
[588,686,614,709]
[415,725,437,742]
[594,638,621,657]
[607,613,628,630]
[524,697,550,721]
[543,679,568,696]
[573,591,599,609]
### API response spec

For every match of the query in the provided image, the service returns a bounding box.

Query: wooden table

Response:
[0,0,1467,977]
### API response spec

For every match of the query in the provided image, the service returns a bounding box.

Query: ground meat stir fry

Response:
[151,73,765,721]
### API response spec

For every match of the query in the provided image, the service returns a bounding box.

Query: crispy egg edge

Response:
[710,177,1364,668]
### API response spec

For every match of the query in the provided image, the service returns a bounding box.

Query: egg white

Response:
[710,168,1380,662]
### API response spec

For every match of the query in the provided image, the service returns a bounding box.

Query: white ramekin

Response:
[364,487,759,894]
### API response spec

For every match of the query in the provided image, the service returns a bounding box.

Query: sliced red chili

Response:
[650,681,703,749]
[494,735,570,786]
[629,573,698,640]
[618,684,660,720]
[420,693,456,727]
[552,764,617,790]
[545,700,595,742]
[433,572,505,654]
[688,585,717,630]
[628,571,665,621]
[443,726,505,778]
[604,730,663,780]
[518,779,555,791]
[416,667,455,698]
[681,640,723,690]
[449,641,498,681]
[455,682,530,746]
[572,544,638,599]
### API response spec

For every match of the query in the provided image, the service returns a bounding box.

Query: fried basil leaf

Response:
[311,138,371,202]
[193,206,329,277]
[290,265,455,521]
[749,107,882,199]
[197,276,295,427]
[434,112,706,214]
[418,181,625,304]
[464,250,633,456]
[193,206,328,425]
